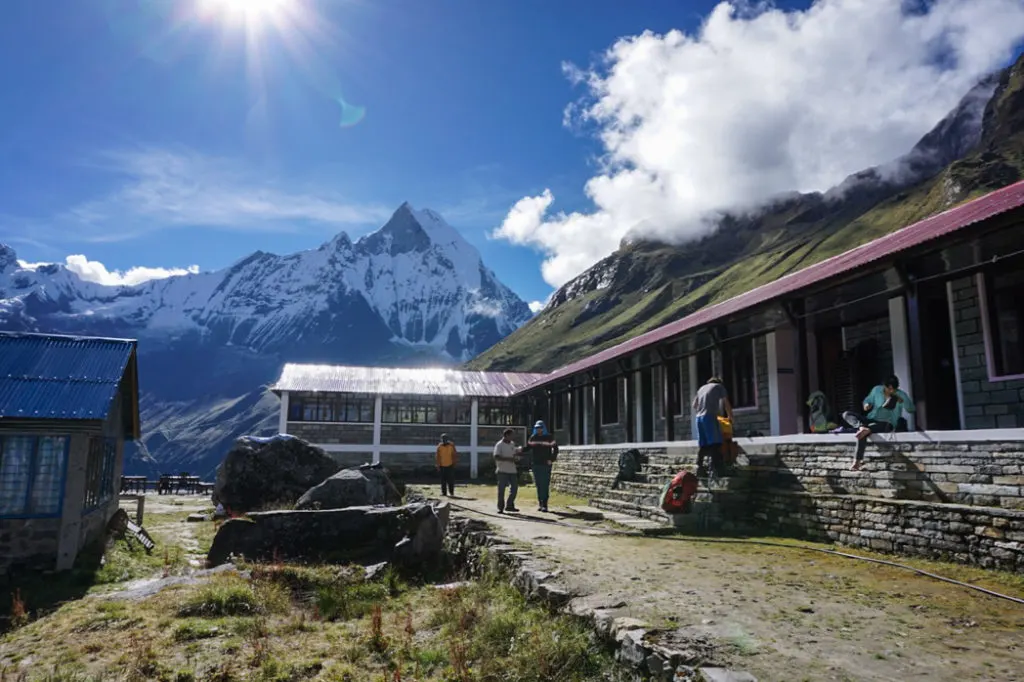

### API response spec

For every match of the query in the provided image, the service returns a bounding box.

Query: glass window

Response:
[601,378,619,425]
[722,339,756,409]
[987,267,1024,377]
[0,435,68,517]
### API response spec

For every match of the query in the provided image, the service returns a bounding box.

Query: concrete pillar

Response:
[372,395,382,465]
[767,332,781,436]
[889,296,916,430]
[582,386,590,445]
[470,399,479,479]
[767,329,799,436]
[946,281,967,429]
[634,372,643,442]
[56,434,89,572]
[278,391,289,434]
[688,355,698,439]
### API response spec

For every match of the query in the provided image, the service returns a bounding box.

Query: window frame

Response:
[600,377,620,426]
[980,269,1024,381]
[721,338,758,410]
[380,397,472,425]
[0,434,70,520]
[287,393,376,424]
[83,437,118,513]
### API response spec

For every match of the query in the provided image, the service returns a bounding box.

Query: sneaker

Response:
[506,506,520,513]
[497,508,504,514]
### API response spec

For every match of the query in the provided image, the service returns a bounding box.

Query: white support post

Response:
[278,391,289,435]
[888,296,916,430]
[766,332,781,436]
[470,399,479,479]
[946,281,967,430]
[688,355,698,438]
[372,395,382,465]
[634,372,644,442]
[582,387,590,445]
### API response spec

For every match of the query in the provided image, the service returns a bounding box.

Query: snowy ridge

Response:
[0,203,532,361]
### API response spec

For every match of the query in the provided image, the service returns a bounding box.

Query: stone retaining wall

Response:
[550,437,1024,570]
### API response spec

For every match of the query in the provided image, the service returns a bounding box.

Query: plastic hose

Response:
[447,502,1024,606]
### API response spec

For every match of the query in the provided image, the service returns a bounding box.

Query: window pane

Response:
[992,270,1024,376]
[0,436,33,516]
[303,398,317,421]
[31,437,66,515]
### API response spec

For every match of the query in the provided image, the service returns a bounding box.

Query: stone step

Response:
[617,480,665,493]
[601,489,662,507]
[590,497,674,528]
[564,501,671,535]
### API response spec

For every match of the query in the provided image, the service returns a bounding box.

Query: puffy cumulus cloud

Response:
[63,255,200,286]
[528,300,546,314]
[495,0,1024,288]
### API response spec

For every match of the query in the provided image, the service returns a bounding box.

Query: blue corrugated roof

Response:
[0,332,137,421]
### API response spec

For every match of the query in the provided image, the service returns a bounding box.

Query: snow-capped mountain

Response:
[0,203,533,477]
[0,203,531,359]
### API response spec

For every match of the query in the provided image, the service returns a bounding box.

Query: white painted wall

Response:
[278,391,289,434]
[372,395,383,464]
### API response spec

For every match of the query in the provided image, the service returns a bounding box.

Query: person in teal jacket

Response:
[841,375,915,470]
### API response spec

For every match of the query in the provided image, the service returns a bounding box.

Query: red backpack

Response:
[660,471,699,514]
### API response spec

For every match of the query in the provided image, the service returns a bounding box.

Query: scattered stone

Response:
[433,581,472,590]
[186,513,210,523]
[213,434,340,513]
[295,463,402,510]
[363,562,389,581]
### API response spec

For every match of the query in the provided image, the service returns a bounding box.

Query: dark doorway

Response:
[917,285,962,430]
[640,368,654,442]
[696,349,713,387]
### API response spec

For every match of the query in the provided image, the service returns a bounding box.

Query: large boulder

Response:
[295,463,403,510]
[213,435,340,513]
[206,502,449,568]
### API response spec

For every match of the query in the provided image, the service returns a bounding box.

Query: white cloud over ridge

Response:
[528,300,546,314]
[494,0,1024,288]
[20,255,199,286]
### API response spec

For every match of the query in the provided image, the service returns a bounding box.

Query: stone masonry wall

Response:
[0,518,61,573]
[950,276,1024,429]
[287,422,374,445]
[549,438,1024,570]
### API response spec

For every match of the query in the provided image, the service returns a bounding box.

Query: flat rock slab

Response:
[698,668,758,682]
[564,505,606,520]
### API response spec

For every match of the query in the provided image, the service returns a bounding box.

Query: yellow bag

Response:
[717,416,733,440]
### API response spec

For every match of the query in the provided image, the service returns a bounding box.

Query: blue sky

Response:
[2,0,1023,305]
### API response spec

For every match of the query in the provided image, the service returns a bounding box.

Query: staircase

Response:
[559,449,757,533]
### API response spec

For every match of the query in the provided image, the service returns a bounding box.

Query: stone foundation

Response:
[550,434,1024,571]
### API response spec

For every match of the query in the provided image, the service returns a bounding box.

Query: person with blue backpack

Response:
[525,420,559,512]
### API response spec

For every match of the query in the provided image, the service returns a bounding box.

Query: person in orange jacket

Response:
[435,433,458,497]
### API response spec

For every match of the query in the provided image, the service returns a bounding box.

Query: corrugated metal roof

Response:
[518,179,1024,393]
[0,332,137,421]
[273,364,548,398]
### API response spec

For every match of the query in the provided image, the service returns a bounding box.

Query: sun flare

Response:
[199,0,291,25]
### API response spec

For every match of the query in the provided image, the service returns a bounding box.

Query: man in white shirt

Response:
[493,428,521,513]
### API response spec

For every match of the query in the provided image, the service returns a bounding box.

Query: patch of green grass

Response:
[313,582,390,622]
[177,575,288,618]
[94,535,185,586]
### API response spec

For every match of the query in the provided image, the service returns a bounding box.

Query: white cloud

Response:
[19,255,200,286]
[528,300,546,314]
[50,148,393,243]
[494,0,1024,288]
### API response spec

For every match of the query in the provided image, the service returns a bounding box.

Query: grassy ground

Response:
[0,496,617,682]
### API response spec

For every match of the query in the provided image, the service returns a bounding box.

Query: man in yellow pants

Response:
[435,433,458,497]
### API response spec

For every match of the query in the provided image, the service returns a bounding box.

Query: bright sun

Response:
[199,0,291,24]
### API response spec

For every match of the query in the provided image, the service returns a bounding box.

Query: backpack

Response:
[617,449,644,483]
[660,471,699,515]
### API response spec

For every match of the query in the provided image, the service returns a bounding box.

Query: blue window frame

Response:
[83,437,118,512]
[0,435,70,518]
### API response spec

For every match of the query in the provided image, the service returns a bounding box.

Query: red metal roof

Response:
[517,180,1024,393]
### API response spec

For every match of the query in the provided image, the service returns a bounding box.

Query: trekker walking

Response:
[493,428,522,513]
[692,377,733,478]
[435,433,458,497]
[526,420,558,512]
[842,375,916,470]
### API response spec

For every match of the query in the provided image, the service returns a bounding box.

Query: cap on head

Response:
[441,433,449,442]
[707,376,723,385]
[534,420,545,429]
[502,428,514,437]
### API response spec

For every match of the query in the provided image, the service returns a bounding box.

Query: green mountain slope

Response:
[469,55,1024,373]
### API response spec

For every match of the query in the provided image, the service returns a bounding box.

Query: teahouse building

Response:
[271,365,545,478]
[0,332,140,574]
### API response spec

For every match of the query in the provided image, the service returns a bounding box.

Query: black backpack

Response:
[617,449,645,482]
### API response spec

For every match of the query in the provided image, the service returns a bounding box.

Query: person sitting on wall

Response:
[435,433,458,497]
[692,377,733,478]
[493,428,522,513]
[525,420,558,513]
[841,375,916,471]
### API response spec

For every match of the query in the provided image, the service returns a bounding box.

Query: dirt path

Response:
[440,485,1024,682]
